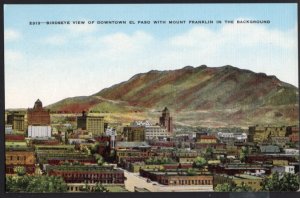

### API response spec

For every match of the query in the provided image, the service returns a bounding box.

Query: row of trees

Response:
[145,157,175,165]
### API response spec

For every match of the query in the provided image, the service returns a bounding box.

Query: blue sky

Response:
[4,4,298,108]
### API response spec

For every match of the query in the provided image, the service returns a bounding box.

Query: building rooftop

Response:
[46,165,122,173]
[200,135,217,139]
[131,120,153,127]
[259,145,280,153]
[216,174,262,180]
[142,169,212,176]
[5,141,28,149]
[35,145,75,150]
[5,141,33,151]
[116,141,150,148]
[234,174,263,180]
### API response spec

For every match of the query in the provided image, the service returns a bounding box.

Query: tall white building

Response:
[145,125,170,140]
[131,120,152,127]
[131,120,171,140]
[105,127,116,148]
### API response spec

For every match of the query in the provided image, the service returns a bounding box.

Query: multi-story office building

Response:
[27,99,50,125]
[77,111,104,136]
[130,120,170,140]
[123,126,145,142]
[217,132,247,144]
[140,169,213,186]
[5,146,36,174]
[27,99,51,138]
[47,165,125,184]
[213,174,263,191]
[145,125,170,140]
[248,125,288,143]
[7,112,26,132]
[36,150,95,165]
[159,107,173,133]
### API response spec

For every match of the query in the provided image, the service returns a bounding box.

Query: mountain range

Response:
[47,65,299,128]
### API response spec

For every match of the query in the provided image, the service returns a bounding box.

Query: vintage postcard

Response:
[3,3,299,193]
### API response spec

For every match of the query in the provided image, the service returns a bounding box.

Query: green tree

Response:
[214,182,253,192]
[186,168,197,176]
[13,166,26,176]
[91,143,100,154]
[145,157,174,165]
[26,175,68,192]
[79,181,89,192]
[234,182,253,192]
[262,172,300,191]
[193,156,207,169]
[145,157,152,164]
[6,175,30,192]
[92,183,109,192]
[239,146,249,162]
[72,160,80,165]
[205,147,213,159]
[261,172,281,191]
[215,183,234,192]
[280,172,300,191]
[6,175,68,193]
[94,154,104,166]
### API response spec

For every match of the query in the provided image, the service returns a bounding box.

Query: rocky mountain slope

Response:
[48,65,299,127]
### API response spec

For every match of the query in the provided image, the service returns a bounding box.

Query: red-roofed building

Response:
[5,134,25,142]
[289,133,299,143]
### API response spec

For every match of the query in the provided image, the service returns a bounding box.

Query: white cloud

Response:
[5,29,21,42]
[44,35,67,45]
[98,31,153,55]
[221,21,296,50]
[5,50,23,65]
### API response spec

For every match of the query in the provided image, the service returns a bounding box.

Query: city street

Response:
[122,169,157,192]
[122,168,213,192]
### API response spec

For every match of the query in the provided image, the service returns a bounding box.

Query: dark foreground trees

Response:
[215,182,253,192]
[261,172,299,191]
[215,172,300,192]
[6,175,68,192]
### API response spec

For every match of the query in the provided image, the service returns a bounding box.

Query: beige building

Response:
[145,125,170,140]
[249,125,288,143]
[7,112,26,132]
[123,126,145,142]
[214,174,263,191]
[77,111,104,136]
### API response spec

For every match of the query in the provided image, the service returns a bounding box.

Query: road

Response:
[122,169,157,192]
[121,168,214,192]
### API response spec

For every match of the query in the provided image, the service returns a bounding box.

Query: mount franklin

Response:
[47,65,299,128]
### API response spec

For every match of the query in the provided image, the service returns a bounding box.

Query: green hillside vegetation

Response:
[47,65,299,127]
